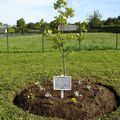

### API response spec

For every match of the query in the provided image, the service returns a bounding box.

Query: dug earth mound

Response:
[13,80,119,120]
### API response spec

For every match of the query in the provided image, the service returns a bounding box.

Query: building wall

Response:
[0,28,6,34]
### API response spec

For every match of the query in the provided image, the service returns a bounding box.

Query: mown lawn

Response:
[0,49,120,119]
[0,33,120,52]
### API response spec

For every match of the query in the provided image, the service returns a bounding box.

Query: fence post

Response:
[5,28,9,53]
[79,22,81,51]
[41,34,44,52]
[116,26,118,50]
[6,33,9,53]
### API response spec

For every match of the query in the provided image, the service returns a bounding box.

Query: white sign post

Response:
[53,75,72,98]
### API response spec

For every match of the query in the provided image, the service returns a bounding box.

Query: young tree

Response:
[53,0,74,75]
[76,22,87,50]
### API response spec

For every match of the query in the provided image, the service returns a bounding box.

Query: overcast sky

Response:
[0,0,120,25]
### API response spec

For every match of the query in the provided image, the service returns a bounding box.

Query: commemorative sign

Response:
[53,76,72,98]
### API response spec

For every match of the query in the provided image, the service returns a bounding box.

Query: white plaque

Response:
[53,76,72,90]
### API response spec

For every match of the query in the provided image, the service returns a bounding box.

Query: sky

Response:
[0,0,120,25]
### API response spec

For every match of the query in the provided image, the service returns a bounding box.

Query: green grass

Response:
[0,50,120,119]
[0,33,120,119]
[0,34,54,52]
[0,33,120,52]
[82,33,119,50]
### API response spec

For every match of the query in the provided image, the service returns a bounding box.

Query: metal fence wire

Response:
[0,33,119,53]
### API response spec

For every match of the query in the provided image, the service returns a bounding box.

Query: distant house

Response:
[0,25,7,34]
[58,24,78,32]
[28,29,40,33]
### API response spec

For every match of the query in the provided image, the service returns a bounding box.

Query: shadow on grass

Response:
[0,50,55,54]
[0,47,119,54]
[69,47,120,52]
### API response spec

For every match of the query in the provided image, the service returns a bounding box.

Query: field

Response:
[0,33,120,52]
[0,33,120,120]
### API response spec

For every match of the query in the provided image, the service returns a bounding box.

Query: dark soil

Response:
[13,80,118,120]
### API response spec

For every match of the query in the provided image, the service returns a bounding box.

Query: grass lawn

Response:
[0,33,120,119]
[0,33,120,52]
[0,50,120,119]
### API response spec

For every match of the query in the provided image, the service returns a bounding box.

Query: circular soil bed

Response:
[13,80,118,120]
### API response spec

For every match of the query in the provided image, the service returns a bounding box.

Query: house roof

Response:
[58,24,78,32]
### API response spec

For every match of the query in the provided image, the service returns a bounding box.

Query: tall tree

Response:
[116,16,120,25]
[34,19,49,33]
[50,20,59,33]
[16,18,26,33]
[104,17,115,25]
[87,10,102,31]
[39,19,48,33]
[34,22,40,30]
[27,22,35,30]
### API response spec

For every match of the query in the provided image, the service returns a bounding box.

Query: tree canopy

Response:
[16,18,26,33]
[54,0,74,26]
[87,10,102,31]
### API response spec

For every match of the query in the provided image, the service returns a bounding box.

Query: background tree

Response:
[27,22,35,30]
[0,22,3,26]
[39,19,50,33]
[16,18,27,33]
[104,17,116,26]
[34,22,40,30]
[50,20,59,33]
[7,26,15,33]
[116,16,120,25]
[34,19,50,33]
[87,10,102,31]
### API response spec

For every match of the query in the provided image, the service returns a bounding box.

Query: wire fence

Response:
[0,33,119,53]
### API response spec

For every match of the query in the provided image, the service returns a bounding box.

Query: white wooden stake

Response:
[61,90,64,98]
